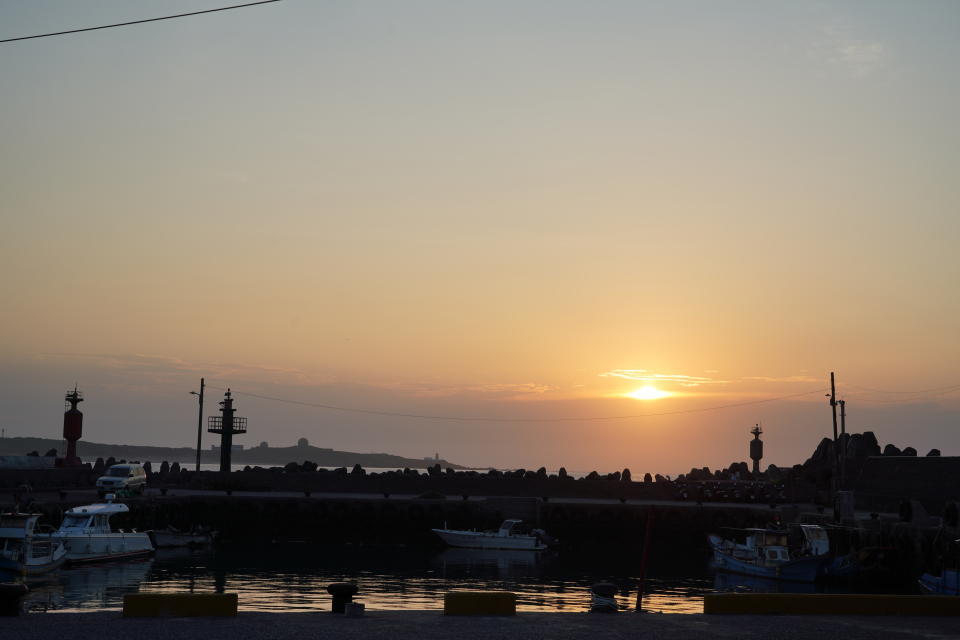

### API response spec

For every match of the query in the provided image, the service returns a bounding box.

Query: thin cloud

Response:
[811,23,889,78]
[743,375,820,383]
[599,370,729,387]
[37,352,316,384]
[388,381,558,400]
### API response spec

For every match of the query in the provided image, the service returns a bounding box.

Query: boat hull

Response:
[0,554,66,576]
[54,533,154,564]
[150,531,213,549]
[432,529,546,550]
[0,537,67,576]
[919,570,960,595]
[713,550,824,582]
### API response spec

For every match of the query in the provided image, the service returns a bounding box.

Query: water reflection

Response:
[20,544,716,614]
[434,547,543,575]
[23,558,153,612]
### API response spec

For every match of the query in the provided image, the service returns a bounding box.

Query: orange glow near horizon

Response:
[625,385,671,400]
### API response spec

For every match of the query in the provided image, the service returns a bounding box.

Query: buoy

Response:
[590,582,618,613]
[326,582,359,614]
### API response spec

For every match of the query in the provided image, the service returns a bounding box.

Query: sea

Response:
[20,544,712,614]
[14,542,918,615]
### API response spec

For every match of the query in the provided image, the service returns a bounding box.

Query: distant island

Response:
[0,436,468,470]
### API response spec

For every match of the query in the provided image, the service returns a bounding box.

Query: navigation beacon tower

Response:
[749,424,763,475]
[63,387,84,466]
[207,389,247,472]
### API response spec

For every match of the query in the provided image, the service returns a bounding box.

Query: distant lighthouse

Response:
[207,389,247,472]
[749,424,763,475]
[63,387,84,466]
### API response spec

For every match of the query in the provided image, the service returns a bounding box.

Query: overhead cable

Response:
[205,384,829,423]
[0,0,282,44]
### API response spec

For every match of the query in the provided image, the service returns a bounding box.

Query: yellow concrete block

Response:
[704,593,960,616]
[123,593,238,617]
[444,591,517,616]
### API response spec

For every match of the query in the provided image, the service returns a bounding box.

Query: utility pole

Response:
[829,372,839,493]
[190,378,205,472]
[839,398,847,490]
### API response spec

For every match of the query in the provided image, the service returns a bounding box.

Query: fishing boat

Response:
[919,570,960,595]
[52,496,153,563]
[708,526,828,583]
[432,519,551,550]
[150,526,215,549]
[0,513,67,576]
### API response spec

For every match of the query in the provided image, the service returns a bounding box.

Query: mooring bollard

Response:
[590,582,618,613]
[0,583,29,617]
[326,582,359,613]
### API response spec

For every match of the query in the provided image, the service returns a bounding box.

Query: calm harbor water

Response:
[19,544,713,614]
[17,544,917,614]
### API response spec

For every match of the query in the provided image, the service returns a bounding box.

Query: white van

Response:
[96,463,147,496]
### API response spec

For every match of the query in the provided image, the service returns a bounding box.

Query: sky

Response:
[1,1,958,474]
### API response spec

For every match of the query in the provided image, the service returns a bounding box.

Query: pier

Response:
[4,610,959,640]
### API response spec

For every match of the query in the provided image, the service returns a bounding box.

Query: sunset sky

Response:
[2,1,958,474]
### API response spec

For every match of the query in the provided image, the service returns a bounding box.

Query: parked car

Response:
[96,463,147,496]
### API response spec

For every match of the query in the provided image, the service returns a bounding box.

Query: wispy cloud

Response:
[743,375,820,384]
[383,380,558,400]
[36,353,318,385]
[810,23,889,78]
[598,370,729,387]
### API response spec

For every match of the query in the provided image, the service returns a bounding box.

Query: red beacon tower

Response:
[63,387,84,466]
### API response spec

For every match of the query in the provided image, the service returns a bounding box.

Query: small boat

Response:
[708,526,827,583]
[919,569,960,595]
[52,495,154,563]
[0,513,67,576]
[432,519,551,550]
[150,527,215,549]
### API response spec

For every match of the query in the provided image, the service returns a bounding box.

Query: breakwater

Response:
[5,489,953,582]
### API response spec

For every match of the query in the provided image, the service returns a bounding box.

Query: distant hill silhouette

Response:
[0,436,466,470]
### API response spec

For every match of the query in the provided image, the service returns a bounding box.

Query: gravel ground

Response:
[4,610,959,640]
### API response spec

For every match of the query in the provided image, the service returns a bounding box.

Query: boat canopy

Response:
[497,520,523,537]
[64,502,130,517]
[799,525,830,556]
[58,502,130,535]
[0,513,41,539]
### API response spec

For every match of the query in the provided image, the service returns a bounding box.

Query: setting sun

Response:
[626,386,671,400]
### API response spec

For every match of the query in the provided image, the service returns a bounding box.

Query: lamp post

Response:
[190,378,205,472]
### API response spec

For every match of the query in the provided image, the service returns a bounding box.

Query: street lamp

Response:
[190,378,205,472]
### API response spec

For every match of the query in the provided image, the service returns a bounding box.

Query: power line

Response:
[845,382,960,395]
[0,0,282,44]
[206,384,828,423]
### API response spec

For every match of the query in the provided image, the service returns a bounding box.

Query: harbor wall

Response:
[853,456,960,513]
[4,489,954,578]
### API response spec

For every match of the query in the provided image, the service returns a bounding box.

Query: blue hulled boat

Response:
[919,569,960,595]
[708,526,828,583]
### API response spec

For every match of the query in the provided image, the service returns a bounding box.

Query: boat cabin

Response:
[740,529,791,565]
[497,519,524,537]
[0,513,61,569]
[0,513,43,540]
[799,524,830,556]
[58,502,130,535]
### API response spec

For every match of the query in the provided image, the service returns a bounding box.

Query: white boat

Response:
[0,513,67,576]
[52,496,154,563]
[150,527,215,549]
[432,519,550,550]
